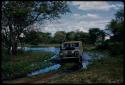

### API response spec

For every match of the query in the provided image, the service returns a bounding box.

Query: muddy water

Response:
[24,47,104,77]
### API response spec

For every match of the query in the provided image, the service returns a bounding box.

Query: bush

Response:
[2,51,54,80]
[96,40,123,55]
[96,41,108,50]
[108,42,123,55]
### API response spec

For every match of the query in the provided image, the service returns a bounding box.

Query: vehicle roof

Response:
[63,41,82,43]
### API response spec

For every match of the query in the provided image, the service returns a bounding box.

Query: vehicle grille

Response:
[67,51,73,57]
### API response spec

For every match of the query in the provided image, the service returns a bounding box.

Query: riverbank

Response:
[47,53,123,84]
[2,51,54,80]
[3,50,123,84]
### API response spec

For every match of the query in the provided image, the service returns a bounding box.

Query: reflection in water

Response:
[18,47,60,53]
[82,61,89,69]
[82,52,90,69]
[18,47,104,76]
[27,64,61,77]
[82,52,91,61]
[18,47,61,77]
[82,51,104,69]
[27,51,104,76]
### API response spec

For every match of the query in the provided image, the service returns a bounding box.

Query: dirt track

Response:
[3,52,93,84]
[3,71,63,84]
[3,65,81,84]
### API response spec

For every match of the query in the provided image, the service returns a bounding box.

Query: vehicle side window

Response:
[74,43,79,47]
[63,43,67,48]
[64,43,70,48]
[71,44,74,47]
[63,43,79,49]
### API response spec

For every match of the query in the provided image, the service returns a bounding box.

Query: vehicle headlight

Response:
[71,51,74,53]
[74,51,79,56]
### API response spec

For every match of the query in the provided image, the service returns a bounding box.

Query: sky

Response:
[35,1,124,36]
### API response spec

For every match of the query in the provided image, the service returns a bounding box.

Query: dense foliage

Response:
[97,7,124,55]
[1,1,70,55]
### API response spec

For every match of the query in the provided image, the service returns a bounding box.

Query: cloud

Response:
[73,13,80,17]
[38,1,122,36]
[72,13,100,21]
[86,13,99,18]
[72,1,121,11]
[41,16,110,36]
[40,11,112,36]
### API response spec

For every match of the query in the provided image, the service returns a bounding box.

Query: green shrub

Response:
[96,41,108,50]
[108,42,123,55]
[2,51,54,80]
[96,40,123,55]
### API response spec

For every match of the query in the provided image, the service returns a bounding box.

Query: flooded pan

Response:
[27,64,61,77]
[18,47,60,53]
[21,47,105,77]
[28,51,105,77]
[81,51,105,69]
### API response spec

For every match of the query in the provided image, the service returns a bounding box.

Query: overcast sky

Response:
[36,1,124,36]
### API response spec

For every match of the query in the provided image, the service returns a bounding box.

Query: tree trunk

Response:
[7,45,11,55]
[11,41,17,55]
[9,24,18,55]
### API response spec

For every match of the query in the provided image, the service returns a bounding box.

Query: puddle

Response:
[27,64,61,77]
[19,47,105,76]
[81,52,91,69]
[81,51,104,69]
[18,47,60,53]
[82,61,89,69]
[27,51,105,76]
[18,47,61,77]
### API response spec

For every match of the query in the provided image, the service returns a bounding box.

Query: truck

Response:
[59,41,83,65]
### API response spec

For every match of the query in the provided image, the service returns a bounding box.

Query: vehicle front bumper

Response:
[60,57,80,63]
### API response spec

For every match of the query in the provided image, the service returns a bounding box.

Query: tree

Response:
[53,31,66,43]
[1,1,70,55]
[66,31,76,41]
[104,8,124,55]
[75,31,89,44]
[89,28,105,44]
[106,8,124,42]
[37,32,52,44]
[24,30,41,45]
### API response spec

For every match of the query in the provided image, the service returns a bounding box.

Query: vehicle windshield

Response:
[63,43,79,50]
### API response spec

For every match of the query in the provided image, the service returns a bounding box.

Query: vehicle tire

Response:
[76,62,82,69]
[79,61,83,68]
[79,56,82,62]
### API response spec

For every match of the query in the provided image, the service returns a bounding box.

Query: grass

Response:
[2,51,54,80]
[47,53,123,84]
[2,45,123,84]
[83,44,96,51]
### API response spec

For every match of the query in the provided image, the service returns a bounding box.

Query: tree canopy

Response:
[89,28,105,44]
[1,1,70,55]
[106,8,124,42]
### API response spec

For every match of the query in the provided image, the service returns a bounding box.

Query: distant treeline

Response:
[1,1,124,55]
[22,29,105,45]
